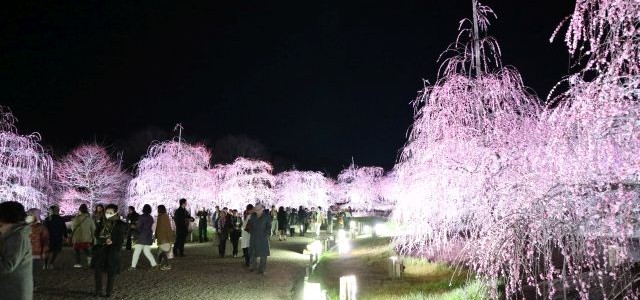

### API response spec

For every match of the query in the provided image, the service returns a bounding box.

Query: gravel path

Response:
[34,236,314,300]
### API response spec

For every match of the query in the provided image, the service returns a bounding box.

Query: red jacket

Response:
[30,223,50,259]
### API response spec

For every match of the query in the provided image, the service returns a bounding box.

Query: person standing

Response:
[288,208,298,237]
[196,207,209,243]
[229,209,242,258]
[91,204,126,298]
[247,204,271,275]
[173,198,192,257]
[0,201,33,300]
[212,206,220,233]
[43,205,67,270]
[125,206,139,251]
[129,204,157,270]
[26,209,48,290]
[240,204,254,267]
[71,204,95,268]
[269,205,278,239]
[155,205,174,271]
[315,206,325,237]
[93,204,106,232]
[297,206,307,236]
[216,210,232,258]
[326,206,334,234]
[276,206,288,241]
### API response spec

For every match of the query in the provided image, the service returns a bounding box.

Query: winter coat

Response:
[217,215,232,233]
[297,210,307,225]
[277,210,288,230]
[29,223,49,259]
[0,222,33,300]
[71,213,95,244]
[136,214,154,245]
[43,215,66,251]
[196,211,208,227]
[155,213,174,245]
[240,214,252,249]
[288,212,298,226]
[91,218,126,274]
[248,212,271,257]
[173,207,191,234]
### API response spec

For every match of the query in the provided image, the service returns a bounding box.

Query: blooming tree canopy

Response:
[55,144,129,214]
[212,157,275,209]
[335,163,384,211]
[127,139,215,213]
[273,170,332,209]
[0,106,52,211]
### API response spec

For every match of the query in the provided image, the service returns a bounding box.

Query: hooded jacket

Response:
[0,222,34,300]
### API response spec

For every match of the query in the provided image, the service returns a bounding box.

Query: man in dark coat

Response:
[229,209,242,257]
[297,206,308,236]
[125,206,139,251]
[91,204,126,298]
[196,207,209,243]
[43,205,67,269]
[248,204,271,275]
[173,198,193,257]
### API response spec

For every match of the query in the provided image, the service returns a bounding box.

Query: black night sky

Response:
[1,1,575,175]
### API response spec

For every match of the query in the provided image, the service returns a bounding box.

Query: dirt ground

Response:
[33,235,314,300]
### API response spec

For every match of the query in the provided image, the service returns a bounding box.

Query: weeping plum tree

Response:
[0,106,52,210]
[393,0,640,298]
[55,144,129,214]
[127,136,215,213]
[273,170,332,209]
[212,157,275,209]
[335,163,384,211]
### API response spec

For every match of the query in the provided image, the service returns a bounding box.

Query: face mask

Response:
[25,216,35,223]
[105,213,116,219]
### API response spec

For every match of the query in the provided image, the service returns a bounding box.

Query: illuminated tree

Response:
[273,170,332,209]
[55,144,129,214]
[335,163,384,211]
[127,136,215,213]
[212,157,275,209]
[0,106,52,210]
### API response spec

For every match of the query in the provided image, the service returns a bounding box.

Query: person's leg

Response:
[250,254,258,271]
[94,269,103,295]
[142,245,158,267]
[105,272,116,296]
[74,248,81,265]
[126,232,132,250]
[242,248,250,266]
[131,244,143,268]
[85,248,92,265]
[258,255,267,273]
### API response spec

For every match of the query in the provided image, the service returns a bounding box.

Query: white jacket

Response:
[240,214,252,249]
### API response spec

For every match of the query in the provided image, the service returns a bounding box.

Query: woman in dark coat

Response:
[248,204,271,275]
[129,204,157,269]
[43,205,67,269]
[91,204,126,298]
[276,206,288,241]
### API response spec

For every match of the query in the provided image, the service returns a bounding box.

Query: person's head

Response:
[95,204,104,213]
[142,204,152,215]
[254,204,265,216]
[105,204,118,219]
[318,206,322,211]
[179,198,187,208]
[271,205,275,209]
[219,210,227,217]
[128,206,135,214]
[157,205,167,214]
[299,205,303,210]
[278,206,285,213]
[0,201,27,225]
[215,206,220,211]
[79,204,89,214]
[223,207,228,212]
[26,208,42,224]
[201,207,206,211]
[49,205,60,216]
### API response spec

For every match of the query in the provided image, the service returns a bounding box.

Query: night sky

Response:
[1,0,575,175]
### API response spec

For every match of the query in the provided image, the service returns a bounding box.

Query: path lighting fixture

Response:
[388,256,404,279]
[304,281,325,300]
[338,240,351,255]
[339,275,357,300]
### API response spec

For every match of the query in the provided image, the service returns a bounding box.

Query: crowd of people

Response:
[0,199,354,299]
